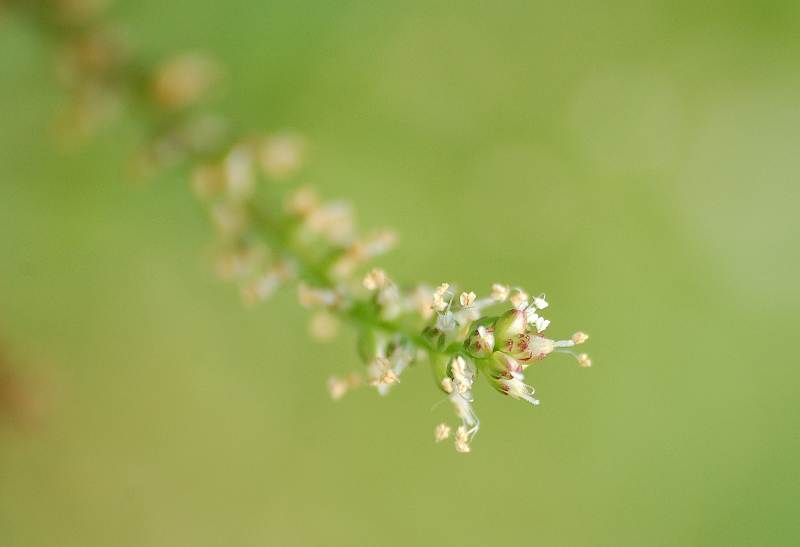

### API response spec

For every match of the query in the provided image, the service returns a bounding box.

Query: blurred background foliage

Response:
[1,0,799,545]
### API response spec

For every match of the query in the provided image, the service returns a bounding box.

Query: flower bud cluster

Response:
[464,307,587,407]
[325,279,590,454]
[431,285,590,452]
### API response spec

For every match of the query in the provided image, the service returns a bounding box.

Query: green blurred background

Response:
[2,1,799,545]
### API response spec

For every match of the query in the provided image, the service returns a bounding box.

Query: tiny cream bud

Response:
[327,377,348,401]
[152,53,221,109]
[431,292,447,312]
[454,426,471,453]
[491,283,509,302]
[434,423,451,443]
[510,289,529,309]
[572,332,589,345]
[363,268,388,290]
[460,291,476,307]
[441,377,454,393]
[382,369,398,384]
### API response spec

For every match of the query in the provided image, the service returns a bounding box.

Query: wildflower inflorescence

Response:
[8,0,592,453]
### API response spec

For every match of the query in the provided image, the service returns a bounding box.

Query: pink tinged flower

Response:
[503,332,557,364]
[498,372,540,406]
[478,362,539,405]
[464,325,495,359]
[527,333,557,361]
[487,351,524,379]
[503,333,534,363]
[492,309,528,342]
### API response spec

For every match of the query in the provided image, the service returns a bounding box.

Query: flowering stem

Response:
[4,0,591,453]
[245,201,435,353]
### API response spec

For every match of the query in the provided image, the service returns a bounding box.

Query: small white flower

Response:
[578,353,592,367]
[460,291,476,307]
[533,294,548,309]
[453,307,480,333]
[501,371,540,406]
[449,390,478,427]
[435,310,456,332]
[367,357,400,394]
[534,316,550,332]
